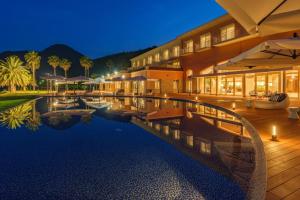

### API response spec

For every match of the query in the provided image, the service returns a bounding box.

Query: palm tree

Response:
[25,100,41,132]
[0,56,31,92]
[80,56,93,77]
[48,56,60,76]
[60,58,71,78]
[24,51,41,90]
[0,103,32,129]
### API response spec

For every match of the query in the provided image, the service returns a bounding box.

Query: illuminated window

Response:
[132,61,136,68]
[148,56,153,64]
[155,80,160,90]
[221,24,235,42]
[163,50,169,60]
[155,53,160,62]
[173,46,180,57]
[200,33,211,48]
[143,59,146,66]
[173,130,180,140]
[155,124,161,131]
[163,126,170,135]
[137,60,140,67]
[186,136,194,147]
[200,142,211,155]
[286,70,299,98]
[185,40,194,53]
[173,80,179,93]
[154,99,160,108]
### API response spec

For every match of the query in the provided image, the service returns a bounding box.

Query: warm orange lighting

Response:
[232,102,236,110]
[272,125,278,141]
[121,75,125,79]
[195,96,199,101]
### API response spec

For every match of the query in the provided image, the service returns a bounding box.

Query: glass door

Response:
[286,70,299,98]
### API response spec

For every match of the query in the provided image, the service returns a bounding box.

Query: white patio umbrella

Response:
[216,37,300,70]
[216,0,300,36]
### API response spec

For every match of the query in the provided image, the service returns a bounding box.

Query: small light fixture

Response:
[272,125,278,141]
[164,93,167,98]
[195,96,199,101]
[122,75,125,79]
[114,71,118,75]
[232,102,236,110]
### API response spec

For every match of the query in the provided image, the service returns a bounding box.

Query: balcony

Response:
[195,43,211,52]
[128,65,146,72]
[181,47,194,55]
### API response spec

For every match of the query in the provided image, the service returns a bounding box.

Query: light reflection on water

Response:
[0,97,256,200]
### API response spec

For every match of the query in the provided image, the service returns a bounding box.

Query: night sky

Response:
[0,0,226,58]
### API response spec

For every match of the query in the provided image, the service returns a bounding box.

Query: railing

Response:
[195,43,211,51]
[181,47,194,55]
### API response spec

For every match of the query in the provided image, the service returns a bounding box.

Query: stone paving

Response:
[168,93,300,200]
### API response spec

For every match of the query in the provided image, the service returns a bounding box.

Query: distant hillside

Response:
[92,47,155,76]
[0,45,155,79]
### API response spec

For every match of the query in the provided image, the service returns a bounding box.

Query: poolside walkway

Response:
[168,93,300,200]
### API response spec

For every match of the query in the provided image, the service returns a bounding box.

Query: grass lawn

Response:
[0,98,32,112]
[0,91,46,112]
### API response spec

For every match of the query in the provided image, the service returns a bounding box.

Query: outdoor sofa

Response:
[254,93,290,109]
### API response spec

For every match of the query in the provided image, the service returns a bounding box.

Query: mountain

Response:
[91,47,155,76]
[0,44,155,79]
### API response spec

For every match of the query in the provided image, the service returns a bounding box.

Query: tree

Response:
[48,56,60,76]
[80,56,93,78]
[24,51,41,90]
[60,58,72,78]
[0,56,31,92]
[25,101,41,132]
[106,59,114,73]
[0,103,32,129]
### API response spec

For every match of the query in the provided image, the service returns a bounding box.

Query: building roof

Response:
[130,14,233,62]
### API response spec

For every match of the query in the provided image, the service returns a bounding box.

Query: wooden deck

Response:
[169,94,300,200]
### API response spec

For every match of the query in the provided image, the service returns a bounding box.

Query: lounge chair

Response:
[145,89,153,96]
[254,93,290,109]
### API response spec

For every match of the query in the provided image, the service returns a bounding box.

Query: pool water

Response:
[0,97,256,200]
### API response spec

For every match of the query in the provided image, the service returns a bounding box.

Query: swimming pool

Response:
[0,97,263,200]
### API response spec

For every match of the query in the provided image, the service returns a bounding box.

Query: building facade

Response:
[100,14,300,99]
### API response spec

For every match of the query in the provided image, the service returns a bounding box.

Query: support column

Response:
[233,76,236,96]
[216,76,219,96]
[283,71,286,94]
[266,73,269,95]
[298,69,300,99]
[242,74,246,97]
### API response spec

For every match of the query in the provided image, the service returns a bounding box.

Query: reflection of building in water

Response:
[126,99,255,192]
[79,97,255,191]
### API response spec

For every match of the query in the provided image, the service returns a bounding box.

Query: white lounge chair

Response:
[254,93,290,110]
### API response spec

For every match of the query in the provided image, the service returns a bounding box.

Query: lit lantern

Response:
[121,75,125,79]
[272,126,278,141]
[195,96,199,101]
[232,102,236,110]
[164,93,168,98]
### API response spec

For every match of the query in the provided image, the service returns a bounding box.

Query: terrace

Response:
[167,93,300,200]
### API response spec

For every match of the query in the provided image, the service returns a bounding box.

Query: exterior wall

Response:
[101,13,300,99]
[181,30,300,94]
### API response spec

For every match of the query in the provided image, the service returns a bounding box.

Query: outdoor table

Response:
[288,107,300,119]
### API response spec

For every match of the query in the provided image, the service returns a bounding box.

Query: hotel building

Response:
[101,13,300,100]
